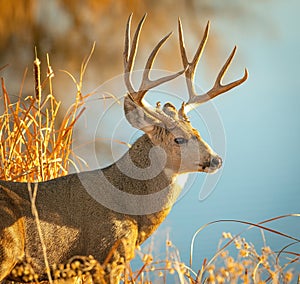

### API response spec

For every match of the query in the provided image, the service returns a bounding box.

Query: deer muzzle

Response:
[210,155,222,170]
[200,155,222,173]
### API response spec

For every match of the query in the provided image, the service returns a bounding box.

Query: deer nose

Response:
[210,156,222,169]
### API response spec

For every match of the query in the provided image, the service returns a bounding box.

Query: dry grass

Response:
[190,216,300,284]
[0,50,93,182]
[42,216,299,284]
[118,215,299,284]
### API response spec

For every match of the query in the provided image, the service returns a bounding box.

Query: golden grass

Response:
[43,215,299,284]
[122,215,300,283]
[0,50,93,182]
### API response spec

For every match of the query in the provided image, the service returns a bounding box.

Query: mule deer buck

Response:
[0,14,248,282]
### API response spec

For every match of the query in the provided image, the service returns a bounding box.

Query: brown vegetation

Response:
[0,52,92,182]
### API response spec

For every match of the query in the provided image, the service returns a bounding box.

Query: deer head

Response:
[123,14,248,175]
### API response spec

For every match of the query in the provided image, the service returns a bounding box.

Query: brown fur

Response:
[0,127,219,282]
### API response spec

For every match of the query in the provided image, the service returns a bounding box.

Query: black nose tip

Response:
[210,156,222,168]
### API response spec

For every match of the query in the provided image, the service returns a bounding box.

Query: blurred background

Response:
[0,0,299,273]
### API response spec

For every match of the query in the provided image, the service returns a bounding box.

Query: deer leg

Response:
[103,220,138,284]
[0,189,25,281]
[0,221,25,281]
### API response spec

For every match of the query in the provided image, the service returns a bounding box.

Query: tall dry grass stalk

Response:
[0,48,93,182]
[27,182,53,283]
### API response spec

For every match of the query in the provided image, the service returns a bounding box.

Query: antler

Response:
[124,14,184,107]
[178,18,248,112]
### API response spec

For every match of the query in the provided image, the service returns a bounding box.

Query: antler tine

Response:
[178,19,248,111]
[187,47,248,107]
[124,13,147,95]
[203,47,249,104]
[138,32,185,103]
[178,18,210,103]
[124,14,185,106]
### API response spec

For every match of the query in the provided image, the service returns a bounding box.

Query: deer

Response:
[0,14,248,283]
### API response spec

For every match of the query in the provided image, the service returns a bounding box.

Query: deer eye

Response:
[174,137,189,144]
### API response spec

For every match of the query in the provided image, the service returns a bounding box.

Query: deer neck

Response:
[104,134,178,192]
[99,134,184,243]
[101,134,183,212]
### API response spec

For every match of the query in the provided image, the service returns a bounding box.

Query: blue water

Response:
[130,0,300,276]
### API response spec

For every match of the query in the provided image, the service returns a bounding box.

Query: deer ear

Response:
[124,95,158,134]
